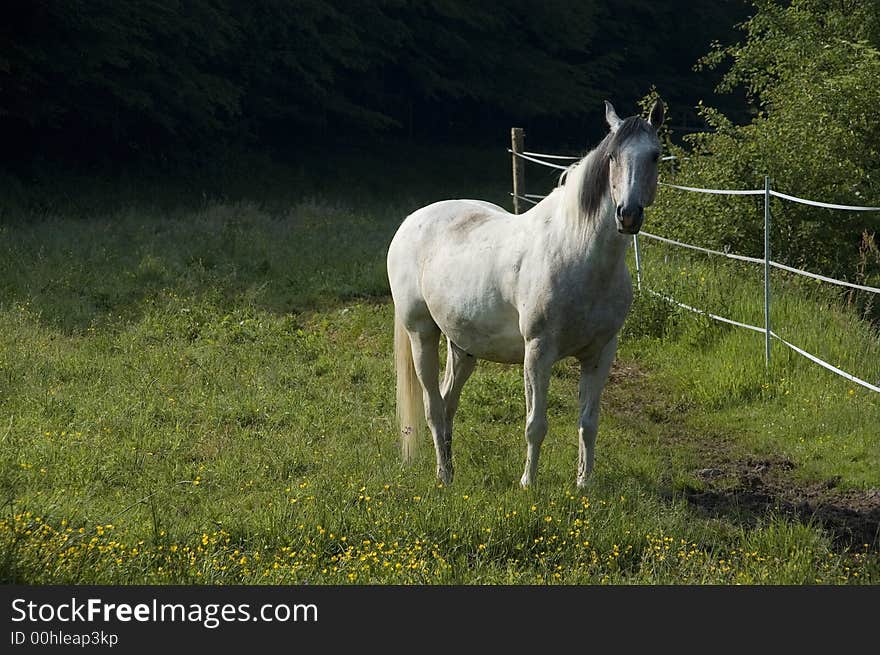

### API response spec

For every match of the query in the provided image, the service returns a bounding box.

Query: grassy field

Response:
[1,149,878,584]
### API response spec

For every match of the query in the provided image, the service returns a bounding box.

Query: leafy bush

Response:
[621,288,681,341]
[650,0,880,283]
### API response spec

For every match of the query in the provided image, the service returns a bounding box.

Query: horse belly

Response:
[445,315,525,363]
[426,289,524,364]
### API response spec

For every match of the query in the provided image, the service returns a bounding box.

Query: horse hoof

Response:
[437,468,454,485]
[576,476,591,491]
[520,474,532,488]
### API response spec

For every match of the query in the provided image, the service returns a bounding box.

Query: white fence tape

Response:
[642,232,880,390]
[659,182,764,196]
[769,260,880,294]
[648,286,880,393]
[770,189,880,212]
[770,331,880,393]
[518,150,679,164]
[639,231,764,265]
[641,230,880,294]
[644,288,766,333]
[510,193,539,206]
[508,149,570,170]
[514,145,880,210]
[523,151,580,160]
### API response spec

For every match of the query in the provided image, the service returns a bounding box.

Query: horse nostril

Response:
[616,204,623,218]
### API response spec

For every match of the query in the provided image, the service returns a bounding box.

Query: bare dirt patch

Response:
[687,456,880,550]
[605,358,880,551]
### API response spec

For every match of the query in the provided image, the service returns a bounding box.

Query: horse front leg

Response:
[520,339,554,488]
[577,336,617,489]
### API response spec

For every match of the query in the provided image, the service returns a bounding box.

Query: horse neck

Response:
[549,190,630,279]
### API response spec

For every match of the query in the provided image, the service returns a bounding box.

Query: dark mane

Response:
[579,116,655,217]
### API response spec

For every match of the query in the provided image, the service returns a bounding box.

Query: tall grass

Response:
[624,236,880,487]
[0,151,877,584]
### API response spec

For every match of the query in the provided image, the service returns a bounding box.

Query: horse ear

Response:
[648,99,665,129]
[605,101,622,132]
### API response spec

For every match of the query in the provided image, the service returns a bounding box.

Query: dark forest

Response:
[1,1,751,169]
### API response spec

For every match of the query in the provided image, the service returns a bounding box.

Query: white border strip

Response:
[640,231,763,265]
[770,189,880,212]
[644,288,766,333]
[508,149,570,170]
[769,260,880,294]
[771,331,880,393]
[660,182,764,196]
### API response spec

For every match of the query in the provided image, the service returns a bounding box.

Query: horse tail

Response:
[394,310,423,463]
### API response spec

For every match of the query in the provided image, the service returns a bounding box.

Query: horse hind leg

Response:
[440,339,477,473]
[406,322,453,484]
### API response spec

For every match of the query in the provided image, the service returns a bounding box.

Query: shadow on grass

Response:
[0,142,512,335]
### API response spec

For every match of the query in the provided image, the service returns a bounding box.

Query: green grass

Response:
[626,236,880,487]
[1,154,878,584]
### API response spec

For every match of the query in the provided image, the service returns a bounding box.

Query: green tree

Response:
[0,1,242,161]
[651,0,880,281]
[0,1,751,165]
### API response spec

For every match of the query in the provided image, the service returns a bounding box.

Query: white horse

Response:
[387,100,664,489]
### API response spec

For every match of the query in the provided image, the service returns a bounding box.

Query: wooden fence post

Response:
[511,127,525,214]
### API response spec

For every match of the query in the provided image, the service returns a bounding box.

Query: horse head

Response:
[603,99,664,234]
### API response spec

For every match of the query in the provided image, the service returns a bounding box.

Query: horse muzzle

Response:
[616,203,644,234]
